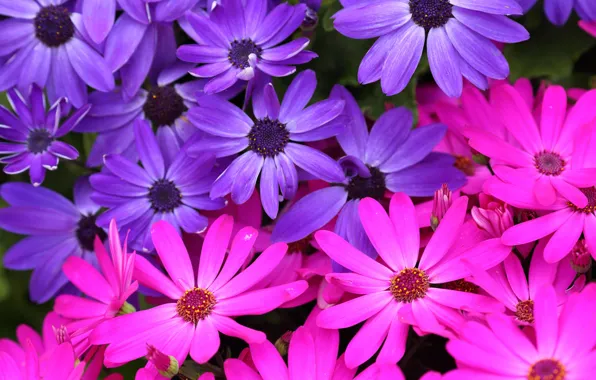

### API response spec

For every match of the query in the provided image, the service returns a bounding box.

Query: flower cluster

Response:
[1,0,596,379]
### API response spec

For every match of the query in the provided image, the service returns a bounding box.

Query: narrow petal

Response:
[83,0,116,44]
[389,193,420,268]
[316,291,393,329]
[190,318,220,364]
[211,315,266,344]
[364,107,411,167]
[250,340,289,380]
[279,69,316,122]
[450,0,523,15]
[333,1,411,39]
[543,213,584,263]
[62,256,113,303]
[284,143,344,183]
[133,120,164,180]
[133,255,183,299]
[198,215,233,289]
[151,220,195,290]
[380,21,424,95]
[65,38,115,92]
[427,27,462,97]
[452,8,529,43]
[231,152,264,205]
[501,209,573,247]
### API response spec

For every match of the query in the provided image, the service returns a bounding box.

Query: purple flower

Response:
[0,85,90,186]
[90,119,223,252]
[102,0,200,100]
[271,85,467,263]
[0,0,115,108]
[0,177,105,303]
[187,70,346,219]
[518,0,596,25]
[333,0,529,97]
[177,0,317,94]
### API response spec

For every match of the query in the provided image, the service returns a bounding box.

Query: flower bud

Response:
[431,184,452,231]
[274,331,293,356]
[146,344,179,378]
[570,239,592,274]
[471,196,514,238]
[53,325,71,345]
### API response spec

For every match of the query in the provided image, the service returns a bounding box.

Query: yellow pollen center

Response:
[176,288,216,324]
[515,300,534,323]
[528,359,566,380]
[390,268,429,303]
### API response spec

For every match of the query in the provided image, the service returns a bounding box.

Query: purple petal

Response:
[0,207,77,235]
[190,61,233,78]
[83,0,116,44]
[253,3,306,48]
[182,195,225,210]
[285,143,345,183]
[262,37,310,61]
[0,142,26,154]
[3,153,33,175]
[3,235,67,270]
[544,0,573,26]
[188,134,248,158]
[253,82,280,120]
[274,152,298,200]
[184,11,230,48]
[73,175,100,215]
[290,116,348,142]
[427,27,462,98]
[231,151,264,205]
[48,141,79,160]
[274,50,317,65]
[55,104,92,137]
[330,85,368,158]
[460,57,488,90]
[118,0,151,24]
[133,120,165,180]
[167,151,216,186]
[286,99,345,133]
[29,85,45,126]
[279,69,316,123]
[120,26,156,99]
[50,46,87,108]
[95,198,152,230]
[65,38,115,92]
[204,68,240,94]
[19,43,51,88]
[245,0,268,36]
[0,42,34,92]
[177,45,228,64]
[154,0,197,22]
[364,107,411,167]
[450,0,523,15]
[0,19,34,56]
[174,205,208,233]
[358,29,401,85]
[218,0,247,40]
[187,109,251,139]
[89,173,147,197]
[271,186,348,243]
[210,153,255,199]
[333,1,411,39]
[260,157,280,219]
[103,154,153,187]
[256,62,296,77]
[88,89,146,117]
[6,89,32,125]
[28,156,46,186]
[0,181,78,215]
[0,0,40,19]
[452,8,529,43]
[29,240,79,303]
[104,14,148,71]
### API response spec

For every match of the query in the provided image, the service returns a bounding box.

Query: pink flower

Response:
[579,20,596,38]
[470,193,514,238]
[467,84,596,207]
[314,193,509,368]
[54,219,138,354]
[444,284,596,379]
[431,184,453,230]
[90,216,308,368]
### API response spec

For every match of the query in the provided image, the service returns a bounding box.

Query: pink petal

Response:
[288,327,316,379]
[533,176,557,206]
[331,355,358,380]
[446,340,525,376]
[94,236,118,296]
[215,242,287,299]
[485,314,537,362]
[539,85,567,151]
[527,240,557,299]
[0,352,21,379]
[210,315,266,344]
[151,220,195,290]
[41,312,64,352]
[54,295,107,319]
[150,320,194,367]
[419,197,468,272]
[554,287,596,363]
[16,325,42,356]
[44,343,76,379]
[503,255,529,301]
[543,213,584,263]
[250,340,289,380]
[464,261,517,310]
[561,168,596,188]
[426,288,503,313]
[317,292,393,329]
[442,370,509,380]
[465,129,534,167]
[215,280,308,316]
[533,285,558,357]
[551,178,588,208]
[411,299,444,335]
[190,318,220,364]
[224,359,262,380]
[314,230,394,280]
[62,256,113,304]
[555,89,596,153]
[584,216,596,261]
[376,318,409,365]
[501,209,573,246]
[325,273,389,295]
[389,192,420,268]
[209,226,258,292]
[358,197,405,271]
[198,215,234,289]
[133,254,183,300]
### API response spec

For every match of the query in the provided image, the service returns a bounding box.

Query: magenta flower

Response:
[470,193,514,238]
[314,193,508,368]
[466,84,596,207]
[90,216,307,368]
[54,219,138,354]
[445,284,596,379]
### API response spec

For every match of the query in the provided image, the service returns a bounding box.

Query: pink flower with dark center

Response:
[314,193,509,368]
[90,215,308,368]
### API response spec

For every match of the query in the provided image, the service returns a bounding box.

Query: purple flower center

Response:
[76,214,107,252]
[148,179,182,213]
[248,117,289,157]
[27,129,53,154]
[409,0,453,29]
[143,87,186,127]
[34,6,75,47]
[390,268,429,303]
[534,151,565,176]
[527,359,566,380]
[228,39,262,69]
[176,288,216,324]
[567,187,596,214]
[515,299,534,323]
[346,166,386,200]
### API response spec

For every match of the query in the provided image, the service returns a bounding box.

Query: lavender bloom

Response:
[177,0,317,94]
[0,86,90,186]
[90,119,223,252]
[518,0,596,25]
[333,0,529,97]
[0,0,115,108]
[187,70,346,219]
[271,85,466,263]
[0,177,105,303]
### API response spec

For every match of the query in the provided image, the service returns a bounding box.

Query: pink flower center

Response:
[390,268,429,303]
[567,187,596,214]
[443,279,478,294]
[534,151,565,176]
[515,300,534,323]
[527,359,566,380]
[454,156,475,176]
[176,288,216,324]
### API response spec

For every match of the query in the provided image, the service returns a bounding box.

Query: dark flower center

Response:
[443,279,478,293]
[148,179,182,213]
[515,300,534,323]
[34,6,75,47]
[76,214,107,252]
[534,151,565,176]
[176,288,216,324]
[527,359,566,380]
[143,87,186,127]
[248,117,289,157]
[409,0,453,29]
[346,167,386,200]
[390,268,429,303]
[454,156,475,176]
[287,234,317,255]
[27,129,54,154]
[567,187,596,214]
[228,39,262,69]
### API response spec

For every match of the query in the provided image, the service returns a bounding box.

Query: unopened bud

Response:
[53,325,71,345]
[117,301,136,316]
[147,344,178,378]
[431,184,452,231]
[274,331,293,356]
[471,200,514,238]
[571,239,592,274]
[301,7,318,31]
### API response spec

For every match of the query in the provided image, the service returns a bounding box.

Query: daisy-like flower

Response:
[314,193,508,368]
[0,85,89,185]
[272,85,466,252]
[333,0,528,97]
[466,85,596,208]
[187,70,347,219]
[54,219,138,355]
[0,178,106,303]
[90,217,308,367]
[90,119,223,252]
[519,0,596,26]
[0,0,114,107]
[444,284,596,380]
[177,0,316,94]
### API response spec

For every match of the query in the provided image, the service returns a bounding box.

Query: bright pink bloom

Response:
[54,219,138,354]
[91,216,308,368]
[470,193,514,238]
[445,284,596,379]
[467,84,596,207]
[579,20,596,37]
[315,193,509,368]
